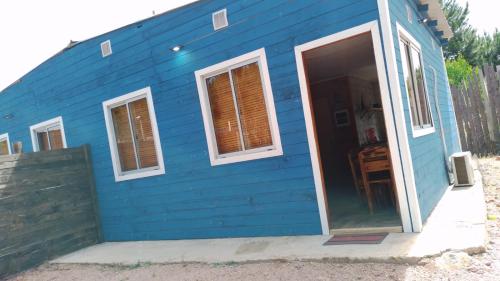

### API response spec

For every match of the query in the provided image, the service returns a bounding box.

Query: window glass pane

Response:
[206,72,243,154]
[400,41,420,127]
[37,131,50,151]
[0,140,8,155]
[410,46,432,126]
[129,98,158,169]
[231,62,273,149]
[48,127,64,150]
[112,104,137,171]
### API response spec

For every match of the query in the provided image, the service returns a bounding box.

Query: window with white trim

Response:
[30,117,67,152]
[103,87,165,182]
[195,48,282,165]
[0,133,11,155]
[399,33,434,134]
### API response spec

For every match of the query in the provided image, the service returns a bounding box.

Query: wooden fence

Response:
[0,145,101,278]
[451,65,500,156]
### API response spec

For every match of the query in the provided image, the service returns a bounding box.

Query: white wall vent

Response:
[212,9,228,31]
[406,4,413,23]
[101,40,112,57]
[451,152,475,186]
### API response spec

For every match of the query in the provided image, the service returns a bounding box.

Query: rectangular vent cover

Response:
[101,40,112,57]
[406,4,413,23]
[212,9,228,31]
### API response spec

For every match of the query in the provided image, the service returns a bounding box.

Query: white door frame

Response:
[294,20,416,234]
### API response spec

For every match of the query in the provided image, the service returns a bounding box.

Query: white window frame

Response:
[397,23,435,138]
[194,48,283,166]
[0,133,12,155]
[30,116,68,152]
[102,86,165,182]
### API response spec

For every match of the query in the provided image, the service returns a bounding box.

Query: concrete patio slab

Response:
[51,170,487,265]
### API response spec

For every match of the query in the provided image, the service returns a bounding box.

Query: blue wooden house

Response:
[0,0,460,240]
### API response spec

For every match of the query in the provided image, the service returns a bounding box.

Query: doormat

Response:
[323,233,388,245]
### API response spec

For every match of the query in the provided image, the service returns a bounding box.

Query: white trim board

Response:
[194,48,283,166]
[294,20,413,234]
[29,116,68,152]
[102,86,166,182]
[0,133,12,155]
[377,0,423,232]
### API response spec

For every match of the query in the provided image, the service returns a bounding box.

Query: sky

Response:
[0,0,197,91]
[456,0,500,35]
[0,0,499,91]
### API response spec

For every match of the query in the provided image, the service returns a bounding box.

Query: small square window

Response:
[103,87,165,181]
[195,48,282,166]
[30,117,67,152]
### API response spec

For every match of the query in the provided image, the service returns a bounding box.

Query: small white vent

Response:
[101,40,112,57]
[406,4,413,23]
[212,9,228,31]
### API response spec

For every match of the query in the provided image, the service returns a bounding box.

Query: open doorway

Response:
[301,32,402,232]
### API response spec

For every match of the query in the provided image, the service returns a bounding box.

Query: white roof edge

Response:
[419,0,453,39]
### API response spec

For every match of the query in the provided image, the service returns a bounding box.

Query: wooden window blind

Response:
[35,124,64,152]
[112,104,138,171]
[205,61,273,156]
[37,131,51,151]
[232,63,272,149]
[48,128,64,150]
[111,97,159,173]
[206,72,243,154]
[129,98,158,168]
[0,140,8,155]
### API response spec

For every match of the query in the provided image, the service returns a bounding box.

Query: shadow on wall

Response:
[0,145,101,279]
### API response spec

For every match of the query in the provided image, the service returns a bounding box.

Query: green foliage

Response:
[446,55,473,86]
[442,1,499,66]
[442,0,482,65]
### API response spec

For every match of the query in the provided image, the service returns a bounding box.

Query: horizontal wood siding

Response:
[0,146,100,278]
[0,0,379,240]
[388,0,461,221]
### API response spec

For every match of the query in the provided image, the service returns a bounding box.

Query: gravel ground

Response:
[6,158,499,281]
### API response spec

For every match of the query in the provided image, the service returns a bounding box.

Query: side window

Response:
[30,117,67,151]
[398,27,434,137]
[103,87,165,182]
[195,48,282,165]
[0,133,11,155]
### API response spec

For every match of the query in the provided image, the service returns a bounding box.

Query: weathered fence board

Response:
[0,145,100,279]
[451,65,500,156]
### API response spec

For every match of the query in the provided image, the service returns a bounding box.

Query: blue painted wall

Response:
[388,0,461,221]
[0,0,382,241]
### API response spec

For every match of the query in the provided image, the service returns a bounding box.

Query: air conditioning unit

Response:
[450,152,475,186]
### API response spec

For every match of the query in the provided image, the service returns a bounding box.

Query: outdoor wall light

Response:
[418,17,429,24]
[171,45,183,52]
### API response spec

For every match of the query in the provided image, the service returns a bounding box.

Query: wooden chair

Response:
[347,149,364,197]
[357,145,398,214]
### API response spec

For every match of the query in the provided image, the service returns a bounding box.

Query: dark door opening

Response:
[303,32,402,231]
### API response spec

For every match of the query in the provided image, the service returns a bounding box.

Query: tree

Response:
[442,0,482,66]
[480,30,500,66]
[445,55,473,86]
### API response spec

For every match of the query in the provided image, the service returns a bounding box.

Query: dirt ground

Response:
[6,158,499,281]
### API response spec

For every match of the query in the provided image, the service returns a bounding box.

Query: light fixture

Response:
[418,17,429,24]
[171,45,182,52]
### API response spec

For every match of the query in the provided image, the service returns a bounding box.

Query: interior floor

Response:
[304,32,402,231]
